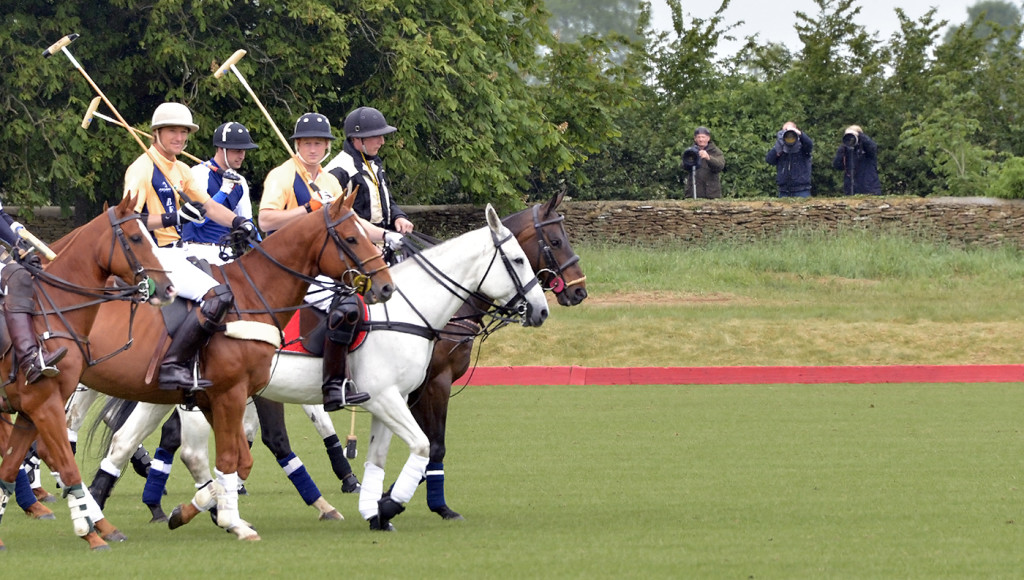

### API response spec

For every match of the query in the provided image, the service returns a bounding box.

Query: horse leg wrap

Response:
[0,479,15,526]
[65,484,95,537]
[323,434,354,480]
[14,469,36,511]
[214,471,239,529]
[359,463,386,520]
[190,479,220,512]
[142,448,174,506]
[389,454,429,505]
[278,453,321,506]
[425,462,447,512]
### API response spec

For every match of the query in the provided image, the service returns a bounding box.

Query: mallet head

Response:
[214,49,247,79]
[81,96,102,129]
[42,33,79,58]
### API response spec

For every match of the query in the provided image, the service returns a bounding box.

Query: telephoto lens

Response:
[783,130,798,145]
[682,147,701,169]
[842,132,858,147]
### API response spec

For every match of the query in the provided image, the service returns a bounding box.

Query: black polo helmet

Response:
[212,122,259,150]
[290,113,336,140]
[343,107,397,139]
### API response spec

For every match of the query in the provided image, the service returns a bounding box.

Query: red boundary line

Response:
[461,365,1024,386]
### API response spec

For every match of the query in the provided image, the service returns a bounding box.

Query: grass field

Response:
[3,232,1024,577]
[3,385,1024,578]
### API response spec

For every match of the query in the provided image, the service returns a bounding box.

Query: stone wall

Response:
[405,197,1024,248]
[19,197,1024,249]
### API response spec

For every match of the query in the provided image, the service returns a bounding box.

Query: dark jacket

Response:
[325,139,407,230]
[681,141,725,199]
[766,132,814,194]
[831,134,881,195]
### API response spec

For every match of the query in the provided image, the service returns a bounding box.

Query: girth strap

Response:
[361,320,436,341]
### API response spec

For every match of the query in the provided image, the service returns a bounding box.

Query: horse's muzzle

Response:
[523,302,549,327]
[364,282,394,305]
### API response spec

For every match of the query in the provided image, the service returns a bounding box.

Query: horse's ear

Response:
[485,203,502,233]
[342,190,356,210]
[542,188,566,217]
[114,194,135,214]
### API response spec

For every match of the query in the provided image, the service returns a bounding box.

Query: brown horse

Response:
[0,195,176,550]
[67,193,392,541]
[409,190,587,519]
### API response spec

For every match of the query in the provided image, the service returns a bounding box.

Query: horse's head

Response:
[503,189,588,307]
[320,193,394,304]
[105,195,176,306]
[482,204,548,327]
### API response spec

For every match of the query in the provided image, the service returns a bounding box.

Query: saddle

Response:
[283,294,369,356]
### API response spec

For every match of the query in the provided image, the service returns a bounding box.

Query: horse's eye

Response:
[552,238,562,248]
[514,257,525,265]
[346,237,358,244]
[130,234,144,243]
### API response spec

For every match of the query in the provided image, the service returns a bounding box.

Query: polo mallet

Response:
[213,50,320,191]
[81,97,208,166]
[345,409,358,459]
[44,33,198,206]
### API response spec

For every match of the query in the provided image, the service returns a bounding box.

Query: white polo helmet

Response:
[151,102,199,133]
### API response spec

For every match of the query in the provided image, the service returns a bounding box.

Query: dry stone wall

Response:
[19,197,1024,249]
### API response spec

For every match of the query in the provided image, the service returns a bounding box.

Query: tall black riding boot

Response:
[158,286,233,392]
[321,338,369,412]
[5,309,66,384]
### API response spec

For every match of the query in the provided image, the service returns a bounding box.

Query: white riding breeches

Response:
[155,245,219,301]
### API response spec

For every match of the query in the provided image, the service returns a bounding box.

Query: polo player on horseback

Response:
[123,102,256,393]
[258,112,402,412]
[0,199,67,384]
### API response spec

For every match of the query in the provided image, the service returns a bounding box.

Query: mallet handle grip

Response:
[42,33,78,58]
[15,226,57,261]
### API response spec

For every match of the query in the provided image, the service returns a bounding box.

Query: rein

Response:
[530,204,585,292]
[29,208,162,366]
[209,203,385,339]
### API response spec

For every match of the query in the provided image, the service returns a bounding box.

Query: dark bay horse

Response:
[407,190,587,519]
[0,195,176,550]
[54,194,393,542]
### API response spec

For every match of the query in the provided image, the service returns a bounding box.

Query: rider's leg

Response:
[321,295,369,411]
[159,284,234,391]
[3,264,66,384]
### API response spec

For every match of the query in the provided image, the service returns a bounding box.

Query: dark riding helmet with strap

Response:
[212,122,259,150]
[343,107,397,139]
[290,113,336,140]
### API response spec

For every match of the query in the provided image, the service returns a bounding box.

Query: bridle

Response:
[28,207,166,365]
[530,204,585,295]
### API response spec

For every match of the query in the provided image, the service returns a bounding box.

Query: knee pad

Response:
[326,294,361,346]
[199,284,234,329]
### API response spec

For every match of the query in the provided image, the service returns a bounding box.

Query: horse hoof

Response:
[168,506,185,530]
[25,504,56,520]
[33,488,57,503]
[90,544,111,551]
[103,530,127,543]
[319,509,344,521]
[433,506,465,521]
[340,474,360,494]
[368,515,395,532]
[238,484,249,496]
[147,504,167,523]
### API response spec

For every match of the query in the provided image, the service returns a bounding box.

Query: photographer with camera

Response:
[832,125,881,195]
[679,126,725,199]
[766,121,814,198]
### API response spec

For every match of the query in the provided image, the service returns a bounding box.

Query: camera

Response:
[782,129,799,145]
[681,146,701,171]
[842,132,858,147]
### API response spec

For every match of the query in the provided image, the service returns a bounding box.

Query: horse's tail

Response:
[85,396,139,458]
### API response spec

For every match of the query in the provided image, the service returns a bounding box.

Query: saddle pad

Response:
[280,295,369,354]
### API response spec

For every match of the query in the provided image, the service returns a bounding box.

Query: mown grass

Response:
[4,385,1024,579]
[478,229,1024,367]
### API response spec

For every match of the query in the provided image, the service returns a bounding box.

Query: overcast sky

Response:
[648,1,982,57]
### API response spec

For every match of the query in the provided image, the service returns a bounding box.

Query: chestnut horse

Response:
[0,195,175,551]
[52,194,393,543]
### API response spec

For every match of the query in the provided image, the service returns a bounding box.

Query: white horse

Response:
[254,204,548,529]
[116,205,546,531]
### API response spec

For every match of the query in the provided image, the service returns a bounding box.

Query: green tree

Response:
[1,0,628,220]
[943,0,1023,47]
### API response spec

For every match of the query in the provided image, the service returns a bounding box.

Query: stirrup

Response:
[38,346,68,378]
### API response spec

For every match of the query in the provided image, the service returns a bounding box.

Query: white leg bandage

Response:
[191,479,221,512]
[215,471,239,529]
[390,454,429,504]
[66,484,94,537]
[99,458,122,479]
[359,463,386,520]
